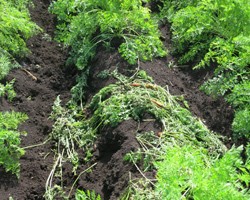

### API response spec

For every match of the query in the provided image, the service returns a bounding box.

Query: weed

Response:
[121,178,161,200]
[97,70,111,79]
[42,33,52,42]
[44,97,97,199]
[44,184,67,200]
[70,70,89,107]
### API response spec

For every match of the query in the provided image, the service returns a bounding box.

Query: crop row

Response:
[160,0,250,138]
[0,0,38,177]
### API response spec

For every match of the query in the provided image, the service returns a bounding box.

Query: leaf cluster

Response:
[0,79,16,101]
[0,0,40,80]
[0,111,28,177]
[226,81,250,138]
[160,0,250,139]
[161,0,250,66]
[0,0,40,56]
[155,145,250,200]
[75,189,101,200]
[124,144,250,199]
[50,0,167,70]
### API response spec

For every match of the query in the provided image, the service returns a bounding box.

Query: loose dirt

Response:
[0,0,234,199]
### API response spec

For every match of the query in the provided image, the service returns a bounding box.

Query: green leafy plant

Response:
[198,37,250,97]
[50,0,167,70]
[75,189,101,200]
[124,144,250,199]
[226,81,250,138]
[160,0,250,140]
[0,0,40,56]
[155,145,250,200]
[0,79,16,101]
[232,108,250,139]
[227,81,250,109]
[0,111,28,177]
[161,0,250,66]
[0,51,15,80]
[0,0,40,79]
[242,143,250,185]
[70,70,89,106]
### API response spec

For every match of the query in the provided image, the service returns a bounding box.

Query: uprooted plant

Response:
[45,70,230,199]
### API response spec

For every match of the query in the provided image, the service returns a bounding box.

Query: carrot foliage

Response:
[0,0,40,79]
[0,112,28,177]
[159,0,250,139]
[49,0,167,70]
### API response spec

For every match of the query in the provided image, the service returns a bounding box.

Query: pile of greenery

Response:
[50,69,226,170]
[0,0,40,79]
[46,70,231,198]
[159,0,250,139]
[0,112,28,177]
[49,0,167,70]
[88,70,224,154]
[46,70,250,199]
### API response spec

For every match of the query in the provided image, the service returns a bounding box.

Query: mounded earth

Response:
[0,0,234,199]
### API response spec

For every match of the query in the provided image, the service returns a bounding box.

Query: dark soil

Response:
[78,120,140,200]
[0,0,234,200]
